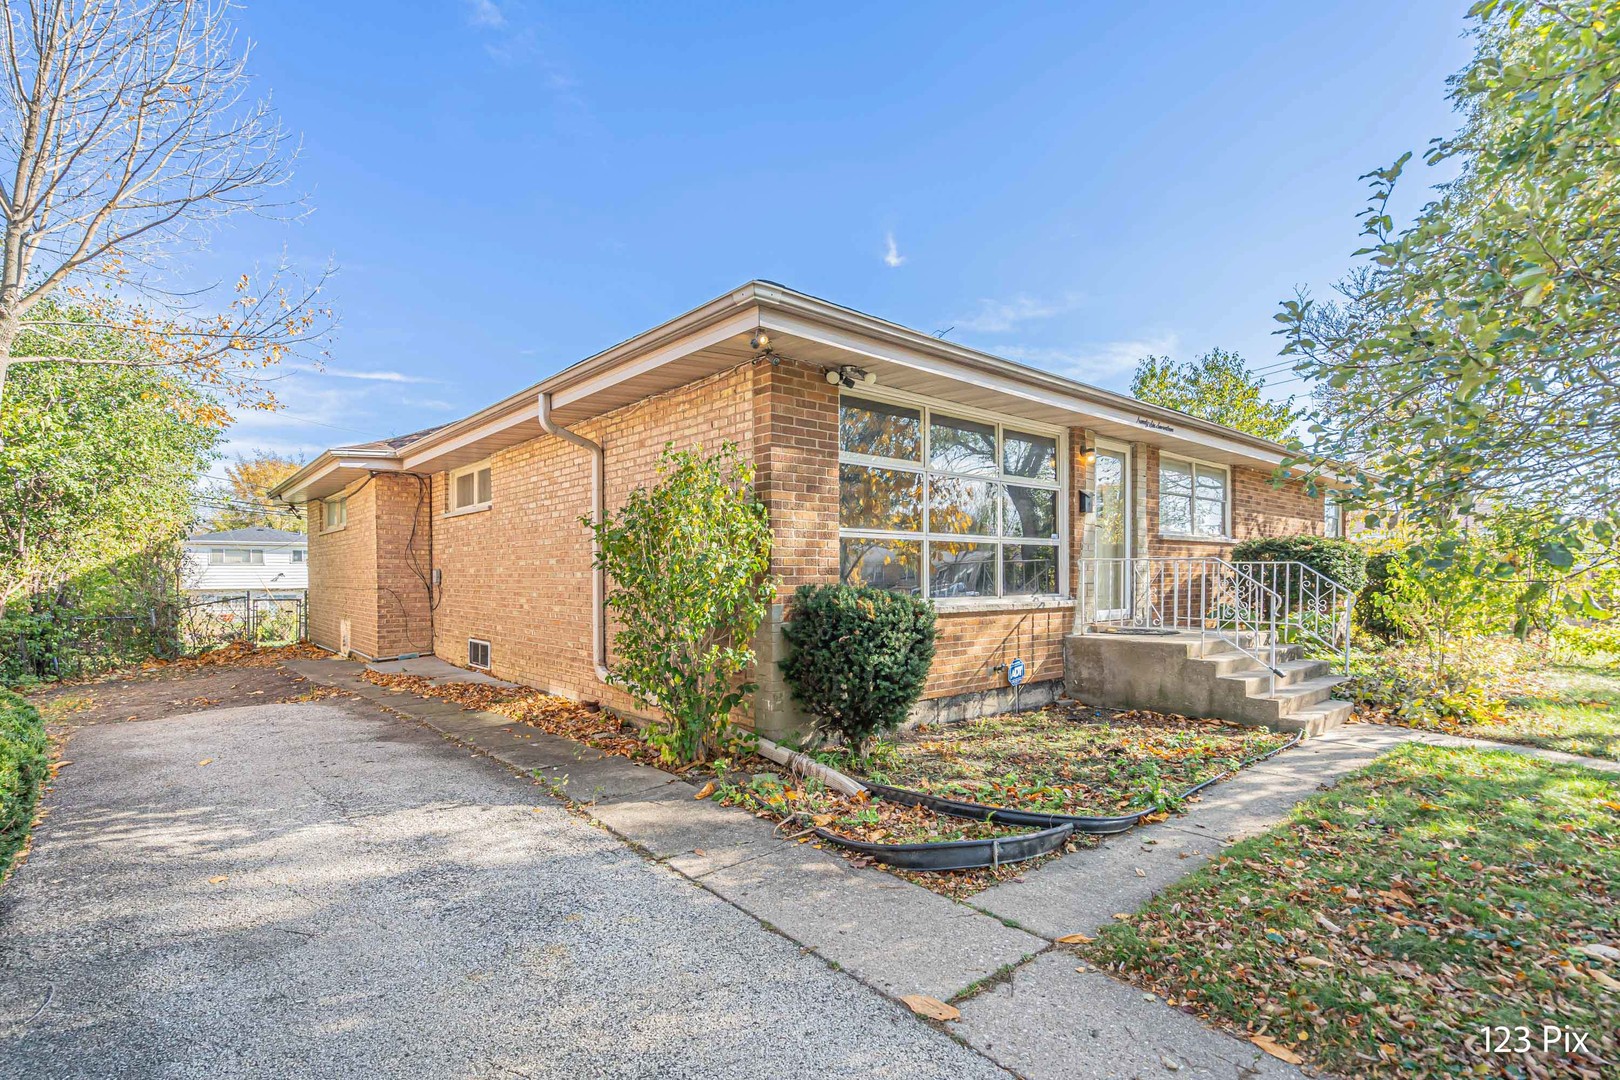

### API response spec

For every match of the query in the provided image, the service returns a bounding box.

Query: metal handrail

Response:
[1231,560,1355,675]
[1077,556,1356,683]
[1078,557,1284,693]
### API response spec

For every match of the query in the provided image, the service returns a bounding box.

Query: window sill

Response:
[322,524,346,535]
[931,595,1072,614]
[1158,533,1237,544]
[443,503,492,519]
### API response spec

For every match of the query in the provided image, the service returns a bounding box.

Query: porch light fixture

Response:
[825,365,878,389]
[750,330,772,351]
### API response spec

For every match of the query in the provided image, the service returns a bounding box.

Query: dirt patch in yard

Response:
[27,643,340,728]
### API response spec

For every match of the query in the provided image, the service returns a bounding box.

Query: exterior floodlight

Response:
[750,331,771,351]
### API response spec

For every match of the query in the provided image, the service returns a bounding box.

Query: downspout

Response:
[539,391,611,683]
[537,392,861,795]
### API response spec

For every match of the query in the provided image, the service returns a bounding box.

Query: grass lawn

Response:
[860,704,1295,815]
[1084,742,1620,1078]
[1486,663,1620,761]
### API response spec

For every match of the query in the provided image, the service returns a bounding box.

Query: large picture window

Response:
[838,394,1064,599]
[1159,455,1229,539]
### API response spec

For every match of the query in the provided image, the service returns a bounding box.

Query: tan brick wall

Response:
[305,473,434,660]
[753,360,840,597]
[308,366,1329,720]
[925,606,1070,699]
[427,363,756,709]
[374,474,435,658]
[307,476,379,657]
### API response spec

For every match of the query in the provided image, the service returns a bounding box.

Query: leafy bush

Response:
[587,443,774,765]
[779,583,936,754]
[1230,534,1369,595]
[1340,641,1540,728]
[1356,550,1416,641]
[0,689,47,880]
[1552,622,1620,662]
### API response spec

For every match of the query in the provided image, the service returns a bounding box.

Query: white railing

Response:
[1231,559,1355,676]
[1075,557,1357,692]
[1077,557,1284,693]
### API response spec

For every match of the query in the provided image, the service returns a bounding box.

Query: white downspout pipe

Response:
[539,392,611,684]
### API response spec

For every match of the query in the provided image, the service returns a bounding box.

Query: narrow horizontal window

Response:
[468,638,491,670]
[840,396,921,462]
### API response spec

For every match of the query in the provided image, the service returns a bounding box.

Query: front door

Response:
[1092,442,1132,619]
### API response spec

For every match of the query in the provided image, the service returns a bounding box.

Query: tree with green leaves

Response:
[1131,348,1299,441]
[1,289,232,681]
[1277,0,1620,568]
[586,443,775,765]
[0,306,218,612]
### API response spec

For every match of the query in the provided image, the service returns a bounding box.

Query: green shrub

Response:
[779,583,936,755]
[1357,550,1420,640]
[1230,535,1369,595]
[0,688,47,880]
[587,443,774,765]
[1552,622,1620,662]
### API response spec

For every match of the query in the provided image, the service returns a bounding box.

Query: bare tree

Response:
[0,0,329,423]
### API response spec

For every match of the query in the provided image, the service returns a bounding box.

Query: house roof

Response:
[271,280,1305,503]
[187,527,307,545]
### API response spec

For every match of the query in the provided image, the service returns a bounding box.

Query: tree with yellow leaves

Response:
[0,0,332,431]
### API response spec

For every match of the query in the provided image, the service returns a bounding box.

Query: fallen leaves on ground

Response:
[146,641,332,672]
[858,704,1293,818]
[900,995,960,1021]
[1083,742,1620,1079]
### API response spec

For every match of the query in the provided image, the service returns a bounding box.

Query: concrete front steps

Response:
[1065,629,1353,735]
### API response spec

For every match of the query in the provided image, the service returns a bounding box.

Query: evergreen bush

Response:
[779,583,936,755]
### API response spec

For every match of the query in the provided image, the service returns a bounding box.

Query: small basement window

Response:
[449,460,493,513]
[467,638,491,670]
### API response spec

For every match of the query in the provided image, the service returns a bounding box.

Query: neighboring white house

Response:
[182,527,308,597]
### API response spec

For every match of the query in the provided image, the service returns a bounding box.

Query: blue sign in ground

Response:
[1006,657,1026,686]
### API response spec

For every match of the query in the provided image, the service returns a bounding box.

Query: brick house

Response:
[272,282,1336,739]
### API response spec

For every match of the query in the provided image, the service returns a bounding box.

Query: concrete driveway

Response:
[0,698,1005,1079]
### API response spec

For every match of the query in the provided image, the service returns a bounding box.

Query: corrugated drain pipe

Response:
[539,392,611,683]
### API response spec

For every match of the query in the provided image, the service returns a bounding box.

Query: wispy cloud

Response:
[465,0,506,29]
[954,293,1084,333]
[883,232,905,268]
[290,364,437,384]
[993,332,1180,385]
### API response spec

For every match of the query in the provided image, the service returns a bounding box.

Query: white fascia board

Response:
[759,308,1287,467]
[550,308,760,409]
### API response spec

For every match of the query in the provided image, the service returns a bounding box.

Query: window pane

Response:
[1160,458,1192,496]
[929,414,997,475]
[455,472,476,508]
[840,396,921,461]
[840,538,921,594]
[1194,466,1227,536]
[839,464,922,532]
[929,541,996,598]
[476,467,492,505]
[929,475,996,535]
[1159,459,1193,534]
[1003,544,1058,595]
[1003,430,1057,481]
[1160,493,1192,534]
[1003,485,1057,539]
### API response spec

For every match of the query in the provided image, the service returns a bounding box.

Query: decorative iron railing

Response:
[1075,557,1355,693]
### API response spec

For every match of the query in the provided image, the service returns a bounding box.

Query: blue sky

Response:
[210,1,1476,462]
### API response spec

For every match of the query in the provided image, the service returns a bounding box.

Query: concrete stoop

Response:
[1066,630,1353,735]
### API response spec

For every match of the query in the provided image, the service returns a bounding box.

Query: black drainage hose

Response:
[811,822,1075,871]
